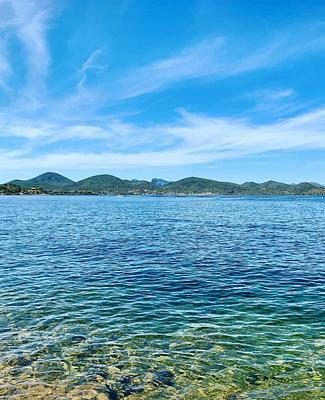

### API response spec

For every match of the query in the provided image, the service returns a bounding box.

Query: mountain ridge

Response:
[5,172,325,196]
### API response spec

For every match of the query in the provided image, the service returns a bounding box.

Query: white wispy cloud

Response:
[58,24,325,113]
[1,107,325,173]
[79,48,106,74]
[0,4,324,180]
[244,87,308,115]
[248,88,295,101]
[0,0,54,106]
[1,8,323,121]
[118,25,325,99]
[118,38,225,99]
[77,48,107,90]
[0,38,11,90]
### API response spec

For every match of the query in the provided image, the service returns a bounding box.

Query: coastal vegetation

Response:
[0,183,45,195]
[5,172,325,196]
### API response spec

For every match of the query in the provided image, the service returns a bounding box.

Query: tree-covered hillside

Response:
[0,184,45,195]
[5,173,325,195]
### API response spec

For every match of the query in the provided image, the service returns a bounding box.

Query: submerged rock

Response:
[104,384,119,400]
[7,355,33,367]
[70,334,87,343]
[66,382,117,400]
[225,394,239,400]
[246,371,268,385]
[152,370,175,387]
[87,368,109,382]
[123,385,144,396]
[36,360,67,381]
[116,374,144,397]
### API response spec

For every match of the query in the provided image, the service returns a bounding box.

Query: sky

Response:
[0,0,325,183]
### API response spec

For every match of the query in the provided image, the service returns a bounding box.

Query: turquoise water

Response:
[0,196,324,399]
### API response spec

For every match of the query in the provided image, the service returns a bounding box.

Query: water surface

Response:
[0,196,324,399]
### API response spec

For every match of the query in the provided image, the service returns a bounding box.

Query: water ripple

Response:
[0,196,324,399]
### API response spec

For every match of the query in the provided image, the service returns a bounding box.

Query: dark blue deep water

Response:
[0,196,324,399]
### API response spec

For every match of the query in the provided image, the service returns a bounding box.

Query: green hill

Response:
[9,172,75,190]
[72,175,156,194]
[164,177,241,194]
[241,181,322,195]
[241,181,259,189]
[163,178,325,195]
[72,174,129,193]
[292,182,319,193]
[4,172,325,196]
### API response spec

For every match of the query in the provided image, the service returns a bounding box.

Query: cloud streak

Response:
[118,38,224,99]
[0,38,11,89]
[77,48,107,89]
[0,2,324,181]
[0,0,54,106]
[1,107,325,173]
[118,25,325,99]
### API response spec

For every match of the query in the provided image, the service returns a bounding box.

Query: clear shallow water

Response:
[0,195,324,400]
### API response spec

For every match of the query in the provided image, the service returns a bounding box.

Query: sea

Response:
[0,195,324,399]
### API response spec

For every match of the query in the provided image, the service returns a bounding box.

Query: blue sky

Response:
[0,0,325,183]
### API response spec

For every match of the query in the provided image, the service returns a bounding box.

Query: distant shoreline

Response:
[1,192,325,197]
[2,172,325,196]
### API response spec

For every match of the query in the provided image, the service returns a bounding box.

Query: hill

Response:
[72,174,130,193]
[151,178,170,188]
[10,172,75,190]
[72,175,156,194]
[164,177,241,194]
[4,173,325,196]
[243,181,322,195]
[161,178,325,195]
